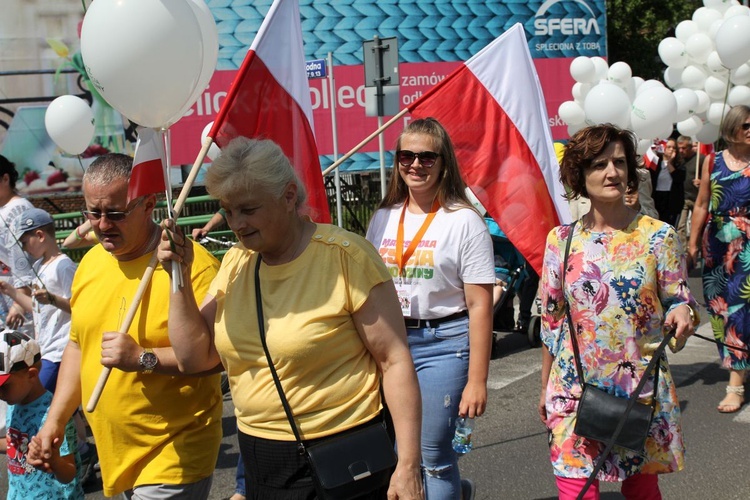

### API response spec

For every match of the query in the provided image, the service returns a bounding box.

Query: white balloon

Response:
[558,101,586,126]
[728,85,750,106]
[590,57,609,81]
[632,76,645,92]
[636,139,652,156]
[607,62,632,86]
[707,101,731,125]
[703,0,733,14]
[673,88,699,121]
[200,122,222,160]
[693,7,724,33]
[81,0,204,129]
[168,0,219,127]
[636,79,665,96]
[570,56,597,83]
[664,66,683,89]
[715,15,750,69]
[708,18,725,40]
[631,86,678,140]
[696,120,720,143]
[583,84,631,129]
[724,5,750,19]
[694,90,712,113]
[675,20,700,43]
[658,37,689,68]
[571,82,592,101]
[685,33,714,64]
[730,63,750,85]
[706,51,729,73]
[677,115,703,136]
[45,95,95,155]
[655,124,676,142]
[704,75,729,99]
[681,65,708,89]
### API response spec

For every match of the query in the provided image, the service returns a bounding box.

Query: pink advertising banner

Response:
[169,58,574,167]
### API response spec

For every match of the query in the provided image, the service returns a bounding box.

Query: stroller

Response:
[485,218,541,350]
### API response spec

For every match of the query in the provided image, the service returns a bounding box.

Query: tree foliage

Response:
[607,0,702,81]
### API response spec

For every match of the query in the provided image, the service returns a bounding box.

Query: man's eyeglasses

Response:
[81,197,144,222]
[742,122,750,131]
[396,150,441,168]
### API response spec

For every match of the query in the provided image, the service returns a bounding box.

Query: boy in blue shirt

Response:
[0,329,82,499]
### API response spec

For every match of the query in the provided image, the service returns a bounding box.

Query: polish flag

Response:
[408,23,570,274]
[643,145,660,171]
[129,127,167,201]
[208,0,330,222]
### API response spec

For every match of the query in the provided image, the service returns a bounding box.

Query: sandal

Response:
[717,385,745,413]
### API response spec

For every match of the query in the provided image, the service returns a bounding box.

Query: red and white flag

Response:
[643,145,659,171]
[129,127,167,201]
[408,23,570,274]
[208,0,330,222]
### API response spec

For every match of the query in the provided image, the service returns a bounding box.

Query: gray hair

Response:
[721,105,750,145]
[83,153,133,186]
[206,137,307,209]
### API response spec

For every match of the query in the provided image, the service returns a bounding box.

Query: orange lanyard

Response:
[395,198,440,278]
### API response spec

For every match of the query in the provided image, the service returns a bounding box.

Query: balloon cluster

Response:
[658,1,750,143]
[45,0,218,159]
[81,0,218,130]
[558,56,674,153]
[558,1,750,148]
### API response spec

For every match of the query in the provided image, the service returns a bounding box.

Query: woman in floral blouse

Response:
[538,125,698,499]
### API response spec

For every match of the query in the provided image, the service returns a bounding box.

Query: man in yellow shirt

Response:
[28,154,222,498]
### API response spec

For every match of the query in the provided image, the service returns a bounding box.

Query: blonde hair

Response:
[721,105,750,145]
[206,137,307,209]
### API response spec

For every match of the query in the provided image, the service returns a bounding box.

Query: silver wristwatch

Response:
[138,348,158,374]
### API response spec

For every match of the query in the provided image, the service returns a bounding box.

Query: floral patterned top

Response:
[540,215,698,481]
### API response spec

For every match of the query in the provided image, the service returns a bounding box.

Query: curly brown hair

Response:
[560,124,639,200]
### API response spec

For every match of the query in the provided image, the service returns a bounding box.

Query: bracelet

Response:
[75,227,85,240]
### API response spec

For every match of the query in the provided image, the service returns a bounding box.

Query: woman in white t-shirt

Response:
[366,118,495,499]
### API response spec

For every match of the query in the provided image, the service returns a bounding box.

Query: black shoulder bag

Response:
[253,256,397,499]
[561,222,676,499]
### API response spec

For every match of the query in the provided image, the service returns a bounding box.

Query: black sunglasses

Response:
[396,150,441,168]
[742,122,750,131]
[82,197,145,222]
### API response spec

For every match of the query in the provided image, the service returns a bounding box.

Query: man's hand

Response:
[101,332,142,371]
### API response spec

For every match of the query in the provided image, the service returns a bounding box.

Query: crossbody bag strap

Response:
[562,221,586,386]
[254,255,306,453]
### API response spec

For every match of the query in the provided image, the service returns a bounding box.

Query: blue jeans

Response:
[407,316,469,500]
[235,452,245,496]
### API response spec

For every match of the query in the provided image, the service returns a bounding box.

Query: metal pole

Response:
[327,52,343,227]
[378,115,387,196]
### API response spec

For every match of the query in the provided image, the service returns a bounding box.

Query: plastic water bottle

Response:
[452,417,474,454]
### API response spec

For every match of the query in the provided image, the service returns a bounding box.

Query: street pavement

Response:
[2,274,749,498]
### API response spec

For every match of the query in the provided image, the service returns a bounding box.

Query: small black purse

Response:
[561,221,673,453]
[253,256,397,499]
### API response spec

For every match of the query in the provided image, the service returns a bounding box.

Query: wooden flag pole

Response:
[86,138,214,412]
[321,108,409,176]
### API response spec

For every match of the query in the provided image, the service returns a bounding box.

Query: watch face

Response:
[140,351,158,370]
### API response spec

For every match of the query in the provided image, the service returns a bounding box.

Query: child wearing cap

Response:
[0,208,77,392]
[0,329,83,499]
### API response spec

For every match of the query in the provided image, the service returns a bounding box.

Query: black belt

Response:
[404,310,468,329]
